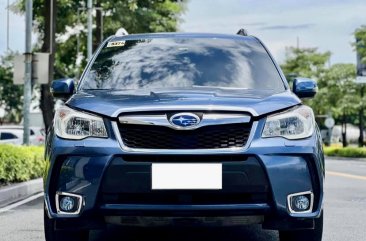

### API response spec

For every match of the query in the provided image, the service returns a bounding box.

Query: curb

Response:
[0,178,43,208]
[325,156,366,162]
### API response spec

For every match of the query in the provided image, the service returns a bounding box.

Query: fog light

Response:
[287,191,313,214]
[293,195,310,210]
[56,192,83,215]
[60,196,75,212]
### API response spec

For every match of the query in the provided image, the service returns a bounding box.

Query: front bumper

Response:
[44,119,324,228]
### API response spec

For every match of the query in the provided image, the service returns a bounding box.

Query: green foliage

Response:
[0,55,24,123]
[18,0,187,78]
[0,145,45,183]
[324,146,366,158]
[281,47,360,126]
[354,25,366,65]
[101,0,186,34]
[281,47,331,83]
[311,63,358,118]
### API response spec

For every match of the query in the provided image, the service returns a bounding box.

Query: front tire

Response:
[279,212,323,241]
[44,209,89,241]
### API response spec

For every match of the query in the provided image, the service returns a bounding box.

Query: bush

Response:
[324,146,366,158]
[0,144,45,184]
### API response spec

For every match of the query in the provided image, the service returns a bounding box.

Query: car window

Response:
[0,132,18,140]
[80,37,285,92]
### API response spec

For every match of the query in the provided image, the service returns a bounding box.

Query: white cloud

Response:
[180,0,366,64]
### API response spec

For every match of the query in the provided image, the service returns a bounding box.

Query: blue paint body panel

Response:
[44,32,324,231]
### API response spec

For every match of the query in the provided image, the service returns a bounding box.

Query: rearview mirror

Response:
[293,78,317,98]
[51,78,75,100]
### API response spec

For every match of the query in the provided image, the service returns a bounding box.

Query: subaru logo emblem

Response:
[169,113,200,129]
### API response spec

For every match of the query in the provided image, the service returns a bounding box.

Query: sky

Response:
[0,0,365,65]
[180,0,366,64]
[0,0,28,56]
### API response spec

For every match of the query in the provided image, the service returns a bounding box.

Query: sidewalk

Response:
[0,178,43,208]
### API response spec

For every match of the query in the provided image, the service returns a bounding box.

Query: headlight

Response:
[262,105,315,140]
[54,105,107,140]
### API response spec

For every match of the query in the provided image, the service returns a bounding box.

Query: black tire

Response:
[44,209,89,241]
[279,212,323,241]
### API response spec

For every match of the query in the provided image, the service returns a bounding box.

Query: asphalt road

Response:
[0,157,366,241]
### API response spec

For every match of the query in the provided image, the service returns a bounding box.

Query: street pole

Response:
[87,0,93,61]
[77,8,83,79]
[7,0,10,50]
[23,0,32,145]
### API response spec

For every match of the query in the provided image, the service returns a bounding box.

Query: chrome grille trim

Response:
[118,113,251,130]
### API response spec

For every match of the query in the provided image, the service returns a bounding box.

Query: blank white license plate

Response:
[152,163,222,190]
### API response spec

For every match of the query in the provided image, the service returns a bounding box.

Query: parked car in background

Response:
[0,128,22,145]
[0,126,45,145]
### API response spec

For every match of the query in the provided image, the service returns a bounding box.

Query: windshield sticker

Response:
[107,41,126,48]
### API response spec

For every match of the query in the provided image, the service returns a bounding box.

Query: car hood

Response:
[67,88,301,118]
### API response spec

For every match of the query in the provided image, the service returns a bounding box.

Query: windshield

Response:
[80,37,285,92]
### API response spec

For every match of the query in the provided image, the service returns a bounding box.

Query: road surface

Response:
[0,158,365,241]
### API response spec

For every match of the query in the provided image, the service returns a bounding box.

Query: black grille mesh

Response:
[118,123,252,149]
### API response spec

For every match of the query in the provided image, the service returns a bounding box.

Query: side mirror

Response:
[51,78,75,100]
[293,78,317,98]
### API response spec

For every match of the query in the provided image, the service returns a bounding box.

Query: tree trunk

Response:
[359,86,365,147]
[342,110,347,147]
[40,0,56,132]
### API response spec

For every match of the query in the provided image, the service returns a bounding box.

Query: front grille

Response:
[118,123,252,149]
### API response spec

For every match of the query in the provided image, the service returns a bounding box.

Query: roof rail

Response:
[115,28,129,36]
[236,28,248,36]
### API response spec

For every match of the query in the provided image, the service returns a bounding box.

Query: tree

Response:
[281,47,331,83]
[0,54,24,123]
[354,26,366,146]
[318,64,357,146]
[16,0,187,130]
[281,47,360,146]
[355,25,366,67]
[281,47,331,114]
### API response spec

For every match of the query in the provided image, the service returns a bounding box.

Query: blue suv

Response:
[44,30,324,241]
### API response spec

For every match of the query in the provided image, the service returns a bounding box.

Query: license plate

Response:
[151,163,222,190]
